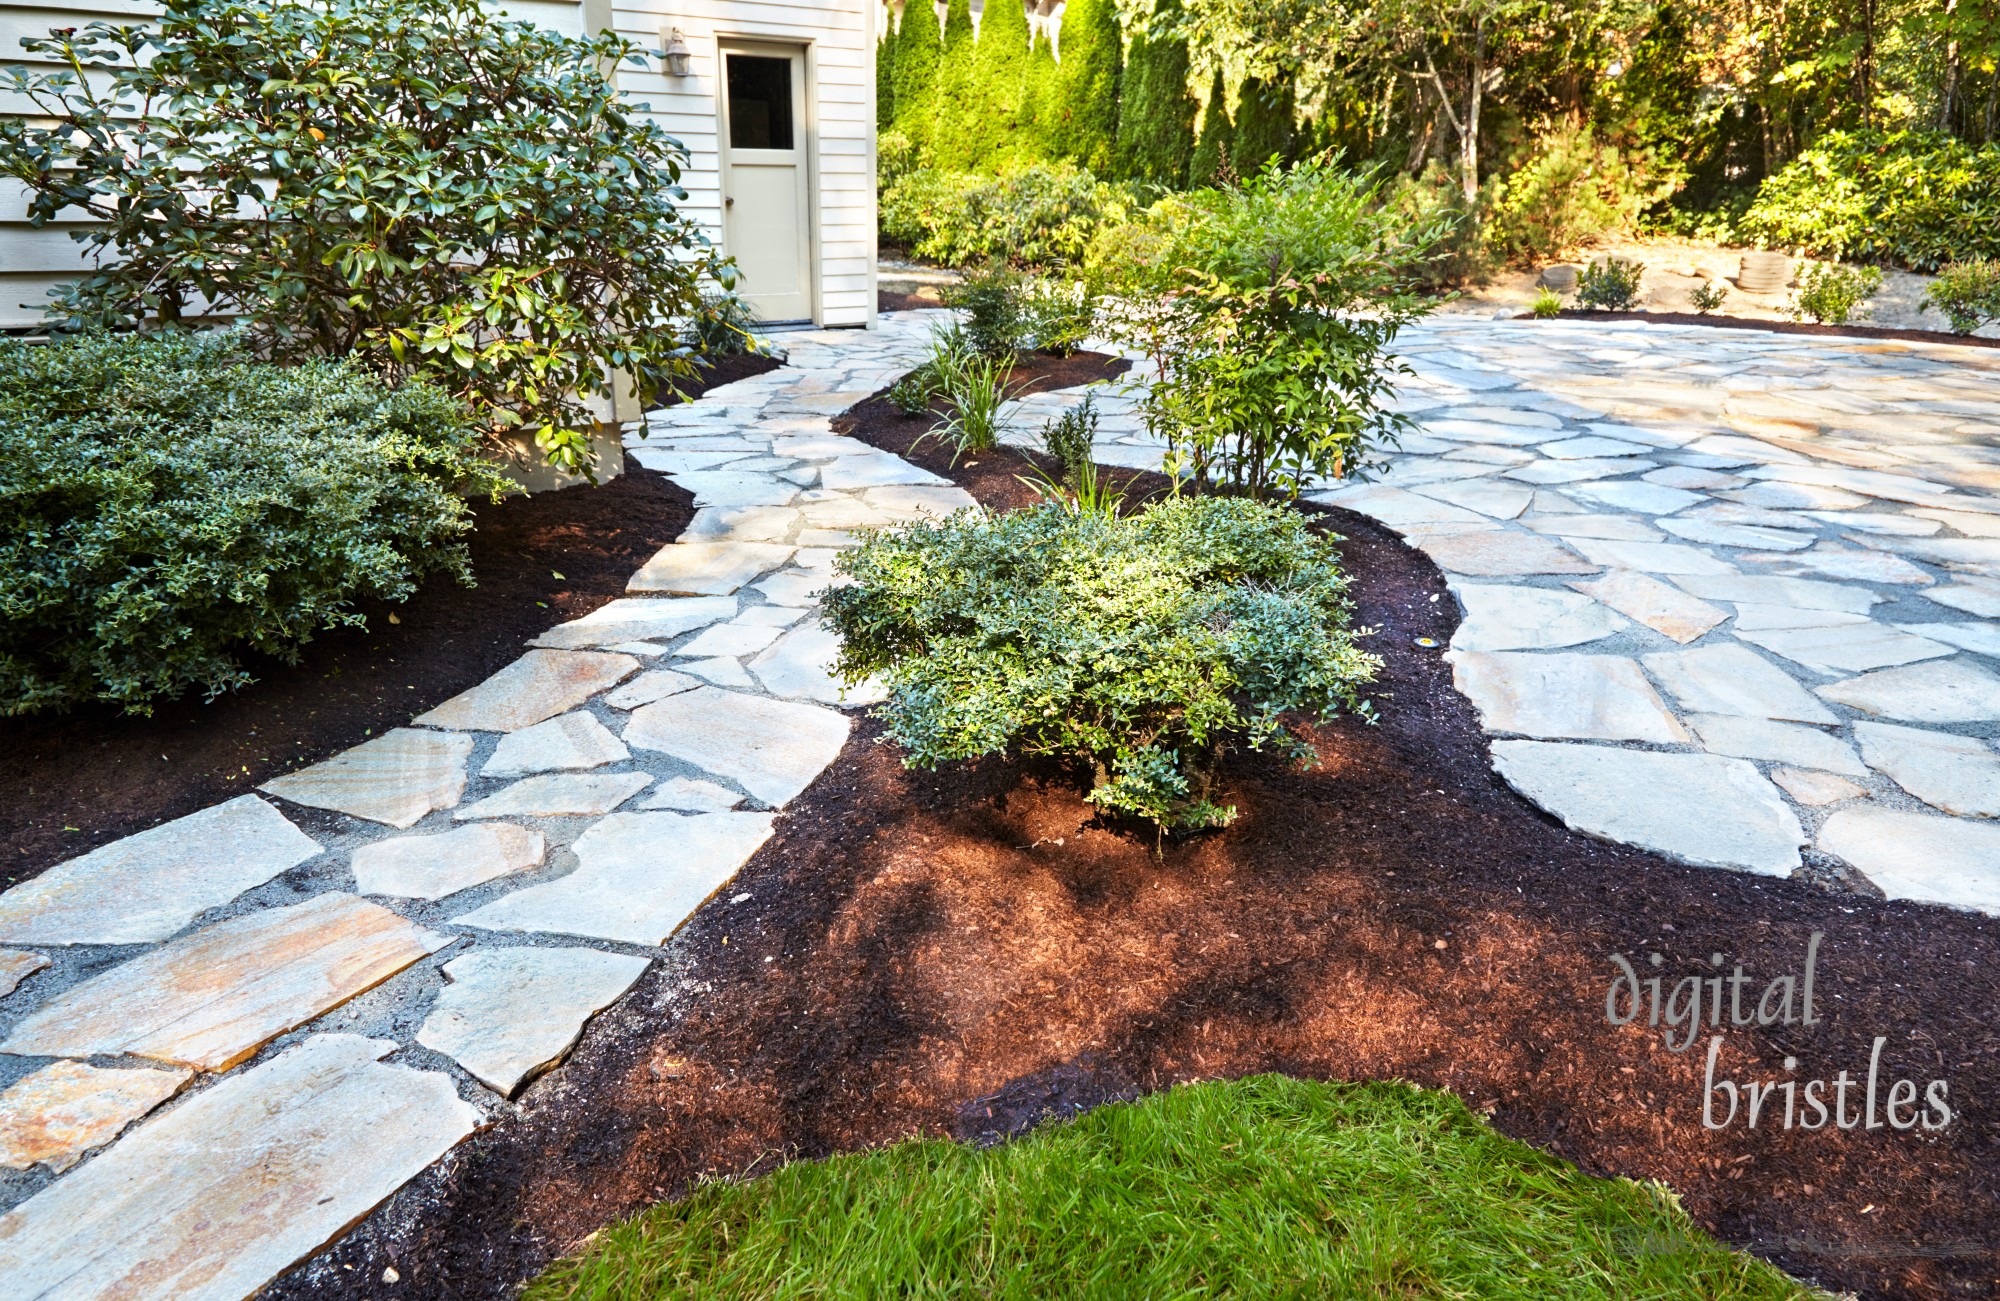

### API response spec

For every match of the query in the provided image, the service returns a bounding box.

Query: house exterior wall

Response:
[0,0,875,330]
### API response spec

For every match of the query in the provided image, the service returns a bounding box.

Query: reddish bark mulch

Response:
[273,350,1997,1301]
[1548,308,2000,351]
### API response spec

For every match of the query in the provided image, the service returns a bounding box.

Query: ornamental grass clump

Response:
[823,496,1381,832]
[0,330,503,716]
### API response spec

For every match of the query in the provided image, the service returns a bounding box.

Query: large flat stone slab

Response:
[482,712,629,777]
[453,771,651,820]
[1734,622,1955,674]
[1641,644,1839,724]
[1671,572,1883,615]
[1416,531,1598,576]
[1818,808,2000,914]
[261,729,474,828]
[350,823,546,900]
[1447,651,1687,743]
[0,1034,478,1301]
[639,776,744,811]
[623,687,851,806]
[603,668,702,710]
[749,622,885,704]
[416,947,650,1096]
[1566,570,1726,643]
[628,542,797,595]
[1449,584,1625,651]
[529,596,737,650]
[1854,722,2000,818]
[414,650,639,733]
[1685,714,1867,776]
[0,1061,190,1172]
[0,796,320,947]
[0,894,450,1072]
[1815,658,2000,723]
[1565,538,1737,575]
[0,949,49,998]
[1491,741,1804,874]
[454,812,776,945]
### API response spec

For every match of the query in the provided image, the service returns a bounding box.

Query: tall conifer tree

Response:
[876,5,898,131]
[968,0,1031,170]
[892,0,942,161]
[1053,0,1120,174]
[932,0,977,169]
[1023,25,1060,161]
[1189,67,1231,187]
[1113,0,1194,186]
[1231,75,1295,177]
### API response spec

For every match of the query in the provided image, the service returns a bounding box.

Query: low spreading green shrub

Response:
[880,162,1132,268]
[1576,259,1645,311]
[1019,277,1096,355]
[1487,126,1681,264]
[824,496,1381,831]
[0,331,504,716]
[1689,280,1730,313]
[1740,130,2000,271]
[1923,259,2000,335]
[939,263,1028,357]
[1038,393,1100,482]
[529,1074,1817,1301]
[1792,262,1883,324]
[1530,287,1565,318]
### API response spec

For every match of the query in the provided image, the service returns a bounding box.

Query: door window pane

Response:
[727,55,794,150]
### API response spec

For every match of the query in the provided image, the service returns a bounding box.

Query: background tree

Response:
[1022,26,1061,157]
[969,0,1033,169]
[877,5,898,130]
[1231,74,1296,173]
[1056,0,1123,173]
[932,0,977,168]
[1116,0,1198,185]
[1190,67,1234,185]
[892,0,943,160]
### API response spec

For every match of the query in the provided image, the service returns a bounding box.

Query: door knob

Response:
[725,196,734,208]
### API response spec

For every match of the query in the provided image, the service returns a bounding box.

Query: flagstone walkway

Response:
[0,312,967,1299]
[1005,315,2000,912]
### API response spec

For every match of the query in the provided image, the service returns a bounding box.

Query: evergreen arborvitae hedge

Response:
[1021,26,1058,156]
[1114,0,1194,186]
[932,0,977,169]
[1190,67,1231,187]
[892,0,942,159]
[969,0,1031,171]
[1054,0,1120,175]
[877,6,897,130]
[1231,75,1295,177]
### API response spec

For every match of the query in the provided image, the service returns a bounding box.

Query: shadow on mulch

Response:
[273,349,1998,1301]
[0,354,791,885]
[1547,309,2000,351]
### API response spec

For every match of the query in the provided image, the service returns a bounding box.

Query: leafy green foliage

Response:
[880,164,1132,268]
[1054,0,1123,175]
[1231,75,1296,175]
[1097,157,1444,501]
[1742,131,2000,272]
[0,0,720,477]
[1487,126,1681,263]
[1531,286,1565,317]
[1378,163,1491,288]
[824,496,1381,830]
[530,1074,1820,1301]
[1019,277,1096,355]
[0,331,503,716]
[940,264,1029,357]
[1689,279,1730,313]
[1922,259,2000,334]
[967,0,1032,171]
[1576,259,1645,311]
[1114,0,1197,187]
[925,350,1018,460]
[876,6,897,129]
[680,291,775,363]
[1791,262,1884,324]
[1189,68,1234,189]
[1039,392,1101,480]
[932,0,978,170]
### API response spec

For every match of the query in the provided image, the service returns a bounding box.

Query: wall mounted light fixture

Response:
[661,28,692,77]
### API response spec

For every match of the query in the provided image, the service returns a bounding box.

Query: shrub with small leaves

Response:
[1039,393,1100,480]
[682,290,777,362]
[888,370,939,416]
[0,330,505,716]
[941,264,1028,358]
[1020,277,1095,356]
[1688,280,1729,313]
[824,496,1382,831]
[1792,262,1883,324]
[1529,287,1564,319]
[1576,259,1645,311]
[1921,260,2000,335]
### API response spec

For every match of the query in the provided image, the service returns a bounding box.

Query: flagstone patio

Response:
[3,309,1998,1298]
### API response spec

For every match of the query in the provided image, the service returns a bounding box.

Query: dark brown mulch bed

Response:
[1548,309,2000,350]
[878,288,942,313]
[275,350,1997,1301]
[2,458,696,887]
[652,351,784,406]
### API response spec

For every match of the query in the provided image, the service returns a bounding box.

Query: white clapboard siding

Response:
[0,0,874,328]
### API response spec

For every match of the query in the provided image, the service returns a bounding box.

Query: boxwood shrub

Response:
[0,330,504,715]
[823,496,1381,831]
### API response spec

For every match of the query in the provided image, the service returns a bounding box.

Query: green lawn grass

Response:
[528,1074,1819,1300]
